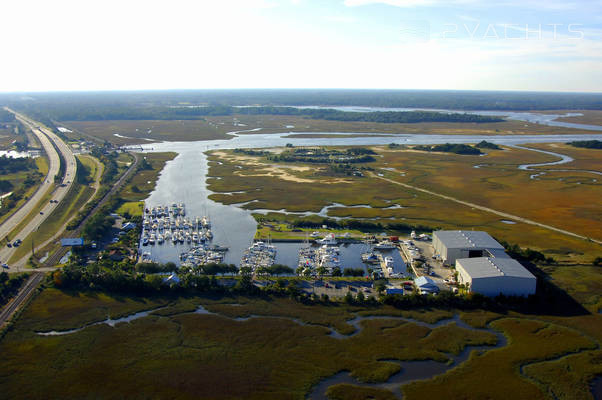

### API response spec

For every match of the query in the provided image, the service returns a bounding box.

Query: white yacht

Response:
[316,233,337,245]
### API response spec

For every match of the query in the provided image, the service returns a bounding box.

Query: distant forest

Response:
[0,109,15,122]
[3,89,602,112]
[568,140,602,149]
[413,143,483,155]
[16,104,502,124]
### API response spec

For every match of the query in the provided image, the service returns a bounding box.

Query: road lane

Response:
[0,110,77,271]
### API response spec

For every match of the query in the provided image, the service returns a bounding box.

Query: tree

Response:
[344,291,354,304]
[375,280,387,295]
[356,290,365,303]
[268,264,294,276]
[594,257,602,267]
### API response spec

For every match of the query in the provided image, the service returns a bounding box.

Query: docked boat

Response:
[374,240,396,250]
[361,251,380,264]
[316,233,337,245]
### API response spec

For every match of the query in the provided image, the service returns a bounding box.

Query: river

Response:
[138,131,602,266]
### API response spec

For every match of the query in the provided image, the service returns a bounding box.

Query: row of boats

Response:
[141,204,213,246]
[298,244,342,276]
[240,241,277,271]
[146,203,186,218]
[180,244,229,267]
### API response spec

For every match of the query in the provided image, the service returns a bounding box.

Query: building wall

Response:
[471,276,536,297]
[456,263,473,287]
[456,262,536,297]
[432,233,446,261]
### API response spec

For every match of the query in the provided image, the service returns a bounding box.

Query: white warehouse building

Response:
[455,257,537,297]
[433,230,507,265]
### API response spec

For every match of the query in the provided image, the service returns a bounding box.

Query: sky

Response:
[0,0,601,92]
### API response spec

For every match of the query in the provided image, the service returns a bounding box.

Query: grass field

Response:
[116,201,144,217]
[0,155,48,226]
[401,318,597,400]
[0,288,600,399]
[117,152,177,202]
[59,114,602,146]
[551,110,602,125]
[206,146,602,263]
[62,120,237,145]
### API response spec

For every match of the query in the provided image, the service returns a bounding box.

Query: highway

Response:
[0,110,77,271]
[41,152,140,267]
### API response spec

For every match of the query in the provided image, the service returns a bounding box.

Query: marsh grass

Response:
[0,288,501,400]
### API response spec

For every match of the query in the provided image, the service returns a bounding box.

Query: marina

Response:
[140,202,229,267]
[137,131,602,268]
[240,240,277,271]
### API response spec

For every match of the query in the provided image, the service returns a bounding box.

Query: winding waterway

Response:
[137,131,602,265]
[36,303,507,399]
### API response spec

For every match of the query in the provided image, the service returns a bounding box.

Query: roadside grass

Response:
[401,318,597,400]
[0,289,502,400]
[8,155,100,263]
[35,156,48,176]
[522,349,602,400]
[5,183,56,242]
[0,156,48,226]
[9,184,94,263]
[118,152,177,202]
[77,154,98,180]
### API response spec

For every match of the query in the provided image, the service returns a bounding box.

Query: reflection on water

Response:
[273,242,406,275]
[308,314,507,399]
[139,132,602,266]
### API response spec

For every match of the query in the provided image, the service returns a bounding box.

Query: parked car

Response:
[1,263,9,269]
[13,239,21,247]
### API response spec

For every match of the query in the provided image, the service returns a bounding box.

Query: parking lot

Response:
[399,238,454,292]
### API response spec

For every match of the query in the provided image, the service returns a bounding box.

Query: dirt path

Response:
[370,172,602,245]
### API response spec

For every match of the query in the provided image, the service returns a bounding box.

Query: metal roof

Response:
[434,230,505,250]
[415,276,438,288]
[456,257,536,280]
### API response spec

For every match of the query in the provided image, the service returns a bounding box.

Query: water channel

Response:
[36,302,507,399]
[137,128,602,267]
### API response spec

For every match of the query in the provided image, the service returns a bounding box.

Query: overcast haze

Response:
[1,0,601,92]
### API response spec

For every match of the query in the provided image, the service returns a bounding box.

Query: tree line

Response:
[413,143,483,155]
[14,103,503,124]
[568,140,602,149]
